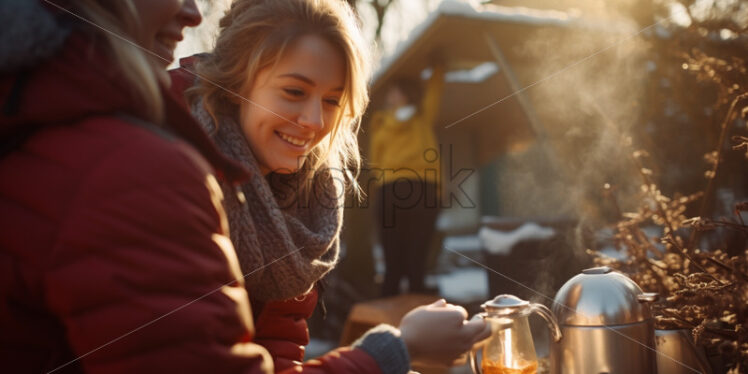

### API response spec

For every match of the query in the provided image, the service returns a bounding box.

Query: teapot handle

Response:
[528,303,563,342]
[468,313,486,374]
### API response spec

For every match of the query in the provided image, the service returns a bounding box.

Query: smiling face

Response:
[131,0,202,66]
[239,34,346,175]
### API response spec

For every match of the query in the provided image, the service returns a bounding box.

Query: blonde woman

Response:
[172,0,490,373]
[0,0,279,372]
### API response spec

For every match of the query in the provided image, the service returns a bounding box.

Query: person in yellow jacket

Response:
[369,62,445,296]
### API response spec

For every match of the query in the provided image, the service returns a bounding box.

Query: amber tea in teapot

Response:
[470,295,561,374]
[482,358,538,374]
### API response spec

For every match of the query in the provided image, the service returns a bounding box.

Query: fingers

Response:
[429,299,468,318]
[422,300,467,324]
[426,300,490,339]
[428,298,447,308]
[463,316,492,341]
[401,300,495,369]
[448,304,469,320]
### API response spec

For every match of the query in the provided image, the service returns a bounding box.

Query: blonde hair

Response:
[71,0,164,123]
[187,0,371,193]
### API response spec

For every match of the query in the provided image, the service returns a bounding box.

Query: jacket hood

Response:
[0,0,133,129]
[0,34,139,128]
[0,1,249,183]
[0,0,72,74]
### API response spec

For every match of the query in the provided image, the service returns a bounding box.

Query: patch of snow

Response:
[437,1,577,25]
[437,267,489,304]
[437,0,478,16]
[444,62,500,83]
[468,3,576,26]
[374,0,627,84]
[479,222,555,255]
[443,235,483,252]
[394,104,416,121]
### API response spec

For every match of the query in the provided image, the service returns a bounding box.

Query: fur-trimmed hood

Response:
[0,0,71,73]
[0,0,250,183]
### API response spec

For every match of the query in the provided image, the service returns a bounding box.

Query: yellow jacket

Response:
[369,65,445,188]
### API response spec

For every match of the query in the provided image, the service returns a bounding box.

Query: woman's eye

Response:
[325,98,341,107]
[283,88,304,97]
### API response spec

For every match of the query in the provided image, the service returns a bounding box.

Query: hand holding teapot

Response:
[399,299,492,367]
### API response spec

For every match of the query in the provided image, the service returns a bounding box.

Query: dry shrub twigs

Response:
[589,92,748,372]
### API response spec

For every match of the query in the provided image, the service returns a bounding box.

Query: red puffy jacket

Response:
[0,31,269,373]
[0,25,387,374]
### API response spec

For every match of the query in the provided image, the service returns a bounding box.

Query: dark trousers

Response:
[375,180,439,296]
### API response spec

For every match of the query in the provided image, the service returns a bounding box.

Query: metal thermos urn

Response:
[550,266,658,374]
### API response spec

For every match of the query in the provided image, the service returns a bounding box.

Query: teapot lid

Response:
[552,266,657,326]
[482,294,529,314]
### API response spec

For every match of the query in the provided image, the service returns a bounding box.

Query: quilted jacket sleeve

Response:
[43,124,273,374]
[252,291,408,374]
[252,289,318,370]
[254,290,412,374]
[282,347,386,374]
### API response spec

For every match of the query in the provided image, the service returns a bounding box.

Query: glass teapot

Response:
[470,295,562,374]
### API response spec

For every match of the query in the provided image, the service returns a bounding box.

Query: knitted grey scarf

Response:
[192,101,342,302]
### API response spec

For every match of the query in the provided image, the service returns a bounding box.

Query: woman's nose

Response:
[179,0,202,27]
[297,100,324,130]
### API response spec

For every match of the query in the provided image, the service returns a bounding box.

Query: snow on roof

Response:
[373,0,634,84]
[420,62,500,84]
[442,1,577,26]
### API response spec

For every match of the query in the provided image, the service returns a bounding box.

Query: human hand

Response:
[398,299,491,368]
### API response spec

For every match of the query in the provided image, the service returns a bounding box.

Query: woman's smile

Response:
[276,131,312,148]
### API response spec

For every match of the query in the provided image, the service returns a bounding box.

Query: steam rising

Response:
[174,1,662,248]
[494,10,652,235]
